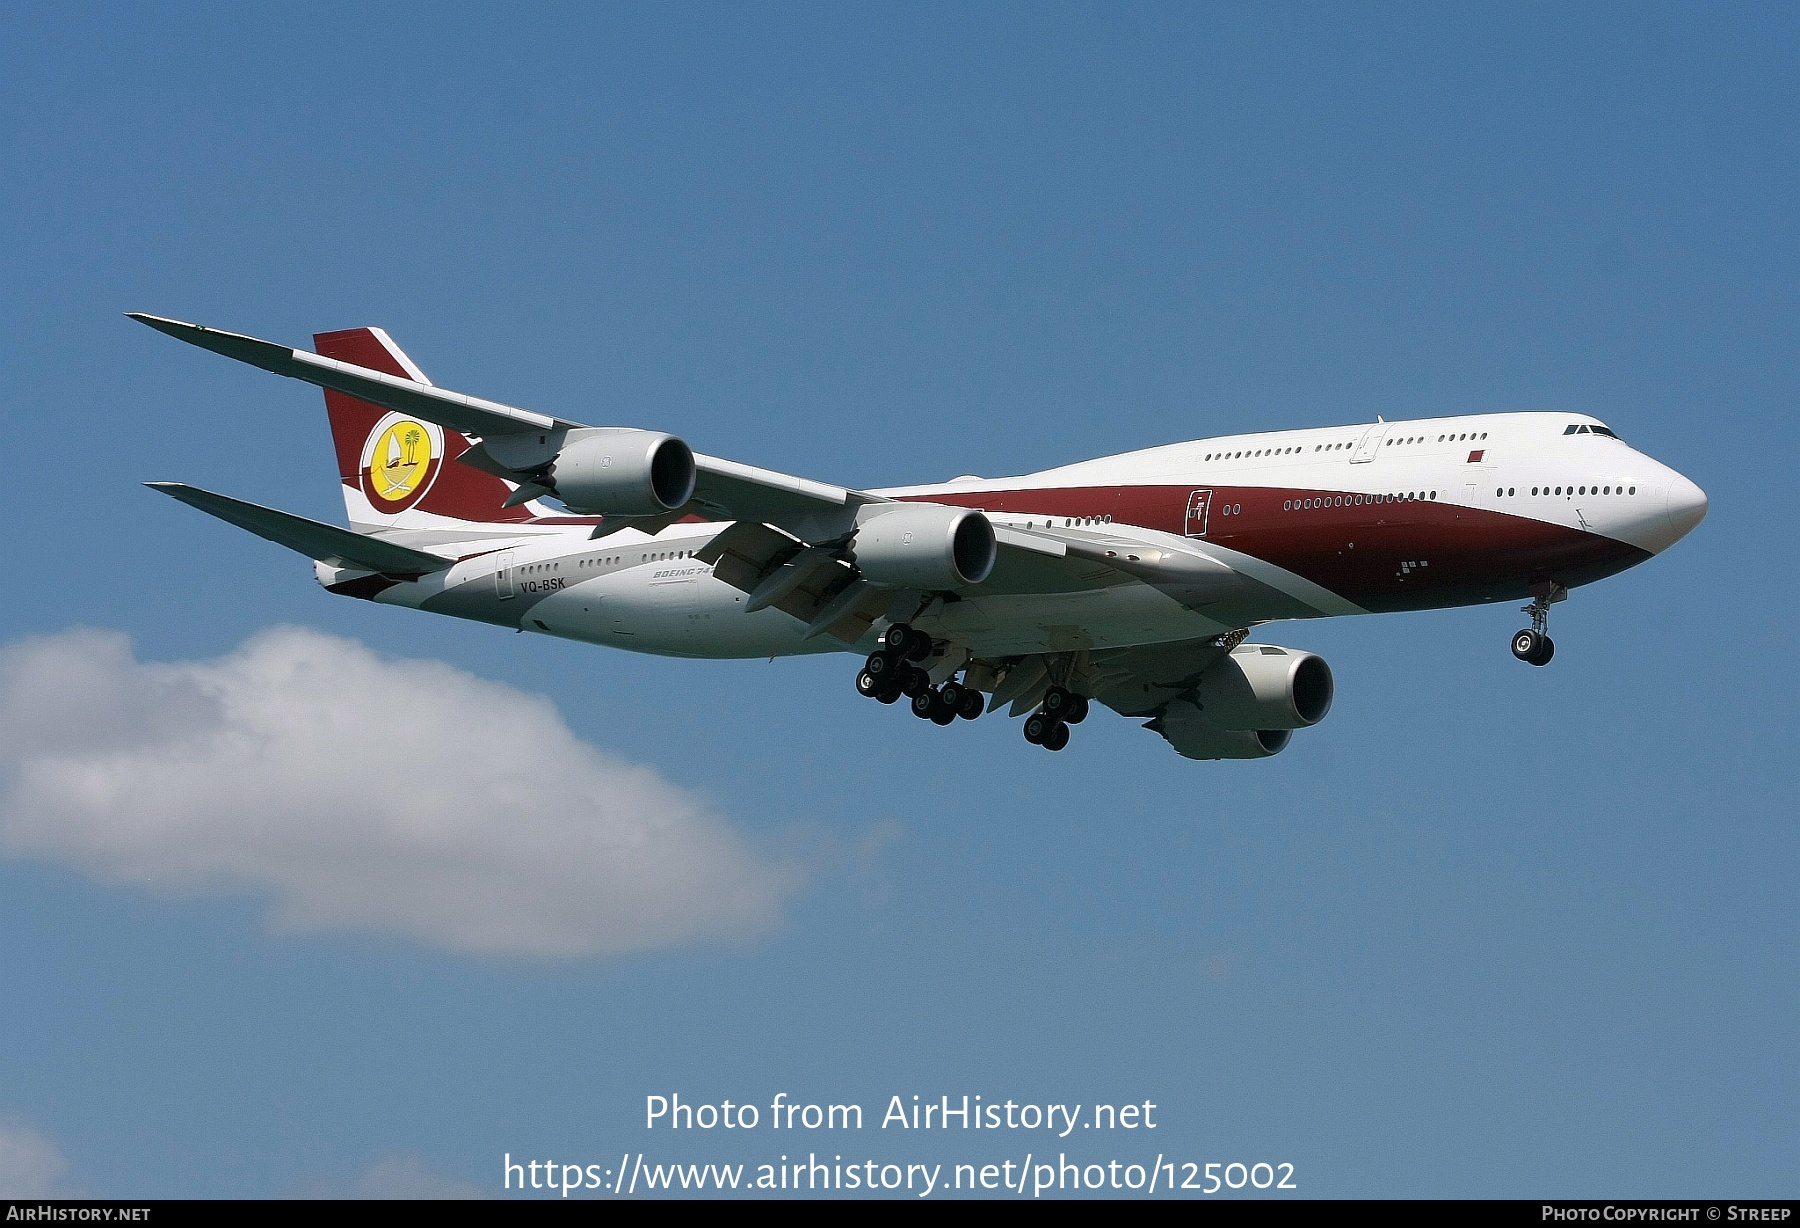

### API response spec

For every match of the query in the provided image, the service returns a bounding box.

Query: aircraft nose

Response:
[1663,472,1708,545]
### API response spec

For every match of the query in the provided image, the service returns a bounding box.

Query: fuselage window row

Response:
[1203,432,1496,463]
[1280,491,1436,511]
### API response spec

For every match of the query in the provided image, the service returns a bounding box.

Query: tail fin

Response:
[313,327,542,532]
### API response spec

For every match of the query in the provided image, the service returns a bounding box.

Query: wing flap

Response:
[148,483,451,574]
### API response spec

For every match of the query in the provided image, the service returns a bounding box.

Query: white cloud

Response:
[0,1120,70,1198]
[0,627,804,958]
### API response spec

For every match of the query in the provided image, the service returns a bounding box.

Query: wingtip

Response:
[128,312,196,336]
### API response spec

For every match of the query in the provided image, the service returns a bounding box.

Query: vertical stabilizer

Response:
[313,327,543,532]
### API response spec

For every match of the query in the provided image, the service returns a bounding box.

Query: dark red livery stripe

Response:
[919,484,1649,612]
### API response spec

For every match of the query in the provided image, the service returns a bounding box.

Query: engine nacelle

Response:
[546,428,696,516]
[1153,701,1292,761]
[852,504,996,590]
[1191,644,1334,731]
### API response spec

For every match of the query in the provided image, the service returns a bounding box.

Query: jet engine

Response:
[1191,644,1334,731]
[852,504,997,590]
[540,428,697,515]
[1152,701,1292,760]
[463,427,696,515]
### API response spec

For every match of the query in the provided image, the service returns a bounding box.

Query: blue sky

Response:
[0,3,1794,1198]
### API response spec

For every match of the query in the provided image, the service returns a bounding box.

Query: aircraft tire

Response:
[1511,629,1542,663]
[1044,723,1071,751]
[956,689,986,720]
[901,666,932,697]
[855,669,881,698]
[1023,712,1057,745]
[1065,695,1090,724]
[1530,635,1555,666]
[911,690,937,718]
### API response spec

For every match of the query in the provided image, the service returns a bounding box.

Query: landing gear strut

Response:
[1511,589,1562,667]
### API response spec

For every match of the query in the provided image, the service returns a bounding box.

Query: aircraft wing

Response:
[130,314,580,438]
[686,453,886,542]
[147,483,452,574]
[1081,635,1241,717]
[132,313,887,540]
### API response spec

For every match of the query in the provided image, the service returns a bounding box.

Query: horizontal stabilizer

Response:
[147,483,451,574]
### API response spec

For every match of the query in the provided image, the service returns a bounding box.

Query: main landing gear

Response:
[1511,589,1562,667]
[1022,685,1089,753]
[854,623,985,725]
[855,626,1095,751]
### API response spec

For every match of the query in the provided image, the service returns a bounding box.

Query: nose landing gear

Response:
[1511,587,1564,666]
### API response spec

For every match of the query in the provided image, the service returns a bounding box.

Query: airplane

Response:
[132,314,1708,759]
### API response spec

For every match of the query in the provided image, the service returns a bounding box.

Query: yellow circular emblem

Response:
[368,419,433,503]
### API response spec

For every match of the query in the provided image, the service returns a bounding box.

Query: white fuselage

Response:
[328,411,1706,660]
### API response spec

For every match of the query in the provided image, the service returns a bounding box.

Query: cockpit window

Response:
[1564,422,1623,440]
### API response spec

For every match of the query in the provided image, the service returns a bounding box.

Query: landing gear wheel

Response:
[901,666,932,698]
[1023,712,1060,745]
[929,693,958,726]
[1043,723,1071,751]
[884,623,931,662]
[876,686,901,704]
[910,690,937,719]
[1042,686,1074,719]
[863,649,900,680]
[1065,695,1090,724]
[1511,629,1554,666]
[855,669,882,698]
[956,688,986,720]
[938,681,967,712]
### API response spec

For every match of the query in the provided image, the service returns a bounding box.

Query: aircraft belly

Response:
[522,572,841,659]
[939,586,1228,655]
[405,556,1266,659]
